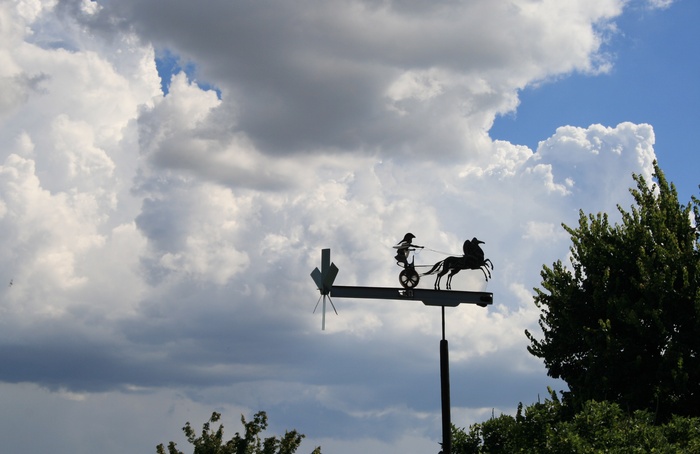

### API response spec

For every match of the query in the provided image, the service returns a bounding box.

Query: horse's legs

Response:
[446,269,461,290]
[480,267,489,281]
[434,274,440,290]
[435,266,451,290]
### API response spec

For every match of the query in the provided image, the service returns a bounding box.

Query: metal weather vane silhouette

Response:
[310,232,495,454]
[310,248,339,331]
[392,233,494,290]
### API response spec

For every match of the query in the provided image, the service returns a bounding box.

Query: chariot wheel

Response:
[399,268,420,288]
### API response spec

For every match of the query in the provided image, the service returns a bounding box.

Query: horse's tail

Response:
[422,260,444,276]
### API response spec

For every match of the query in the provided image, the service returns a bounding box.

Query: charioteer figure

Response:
[394,233,424,288]
[394,232,423,267]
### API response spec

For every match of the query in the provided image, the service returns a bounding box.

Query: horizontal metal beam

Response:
[330,286,492,307]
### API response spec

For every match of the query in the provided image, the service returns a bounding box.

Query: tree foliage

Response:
[453,392,700,453]
[526,162,700,419]
[157,411,321,454]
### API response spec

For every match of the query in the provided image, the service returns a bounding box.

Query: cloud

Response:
[81,0,624,158]
[0,1,668,453]
[536,122,656,209]
[646,0,675,10]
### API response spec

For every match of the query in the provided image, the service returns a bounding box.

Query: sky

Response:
[0,0,697,453]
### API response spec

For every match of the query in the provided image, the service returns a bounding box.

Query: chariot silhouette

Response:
[394,233,494,290]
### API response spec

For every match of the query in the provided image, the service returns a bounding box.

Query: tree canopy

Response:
[453,390,700,454]
[157,410,321,454]
[526,162,700,420]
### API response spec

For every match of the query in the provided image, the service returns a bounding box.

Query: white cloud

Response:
[646,0,674,10]
[536,122,656,210]
[522,221,567,242]
[0,154,103,298]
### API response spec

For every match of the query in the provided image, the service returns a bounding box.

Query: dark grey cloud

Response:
[74,0,613,157]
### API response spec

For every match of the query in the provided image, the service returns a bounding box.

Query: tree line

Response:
[454,162,700,452]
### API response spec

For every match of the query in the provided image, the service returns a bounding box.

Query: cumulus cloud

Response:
[81,0,624,159]
[0,1,669,453]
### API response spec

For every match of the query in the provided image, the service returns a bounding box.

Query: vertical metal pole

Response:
[441,306,446,340]
[440,307,451,454]
[321,249,330,332]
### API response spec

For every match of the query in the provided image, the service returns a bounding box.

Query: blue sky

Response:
[155,48,222,99]
[0,1,697,453]
[492,0,699,200]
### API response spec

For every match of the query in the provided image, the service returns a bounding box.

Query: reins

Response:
[407,247,460,268]
[423,247,461,256]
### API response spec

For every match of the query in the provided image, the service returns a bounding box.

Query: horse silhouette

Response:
[423,255,494,290]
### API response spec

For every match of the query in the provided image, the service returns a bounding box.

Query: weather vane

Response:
[395,233,494,289]
[310,232,495,454]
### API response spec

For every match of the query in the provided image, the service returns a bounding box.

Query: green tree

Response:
[453,393,700,453]
[157,411,321,454]
[526,162,700,420]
